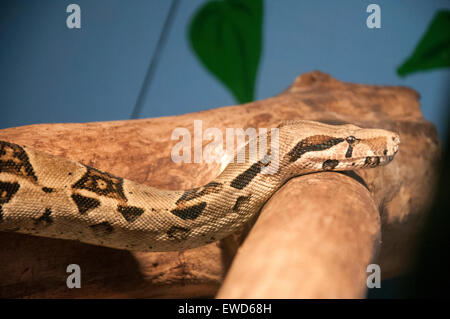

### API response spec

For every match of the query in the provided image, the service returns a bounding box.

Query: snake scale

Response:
[0,120,399,251]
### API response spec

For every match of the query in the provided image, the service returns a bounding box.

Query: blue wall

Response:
[1,0,449,140]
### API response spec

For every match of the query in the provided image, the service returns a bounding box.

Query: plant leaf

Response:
[397,10,450,77]
[189,0,263,103]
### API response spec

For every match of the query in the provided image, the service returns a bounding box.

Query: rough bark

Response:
[0,71,440,298]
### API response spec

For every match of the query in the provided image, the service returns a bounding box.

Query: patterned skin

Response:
[0,120,399,251]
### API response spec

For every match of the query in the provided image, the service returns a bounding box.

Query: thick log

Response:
[217,174,381,298]
[0,71,440,298]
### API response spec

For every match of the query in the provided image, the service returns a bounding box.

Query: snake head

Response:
[341,125,400,168]
[279,120,400,172]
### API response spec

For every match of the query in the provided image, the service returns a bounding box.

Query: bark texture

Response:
[0,71,440,298]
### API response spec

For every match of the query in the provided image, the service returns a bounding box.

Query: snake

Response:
[0,120,399,252]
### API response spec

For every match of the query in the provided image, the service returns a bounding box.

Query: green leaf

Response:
[188,0,263,103]
[397,10,450,77]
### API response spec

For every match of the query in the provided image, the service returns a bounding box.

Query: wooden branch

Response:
[217,173,380,298]
[0,71,440,298]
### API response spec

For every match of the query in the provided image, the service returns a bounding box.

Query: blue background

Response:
[1,0,449,141]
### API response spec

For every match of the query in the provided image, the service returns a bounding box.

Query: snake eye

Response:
[346,136,356,144]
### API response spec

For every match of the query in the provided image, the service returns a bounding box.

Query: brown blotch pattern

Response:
[118,205,144,223]
[345,145,353,158]
[73,166,127,201]
[0,181,20,222]
[0,141,38,182]
[230,161,265,190]
[287,135,345,162]
[166,225,190,242]
[322,159,339,170]
[34,208,53,226]
[42,187,54,193]
[71,194,101,214]
[0,181,20,204]
[171,202,207,220]
[176,182,222,205]
[233,195,252,212]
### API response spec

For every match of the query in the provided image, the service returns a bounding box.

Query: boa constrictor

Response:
[0,120,399,251]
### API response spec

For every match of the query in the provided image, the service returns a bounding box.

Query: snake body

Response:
[0,120,399,251]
